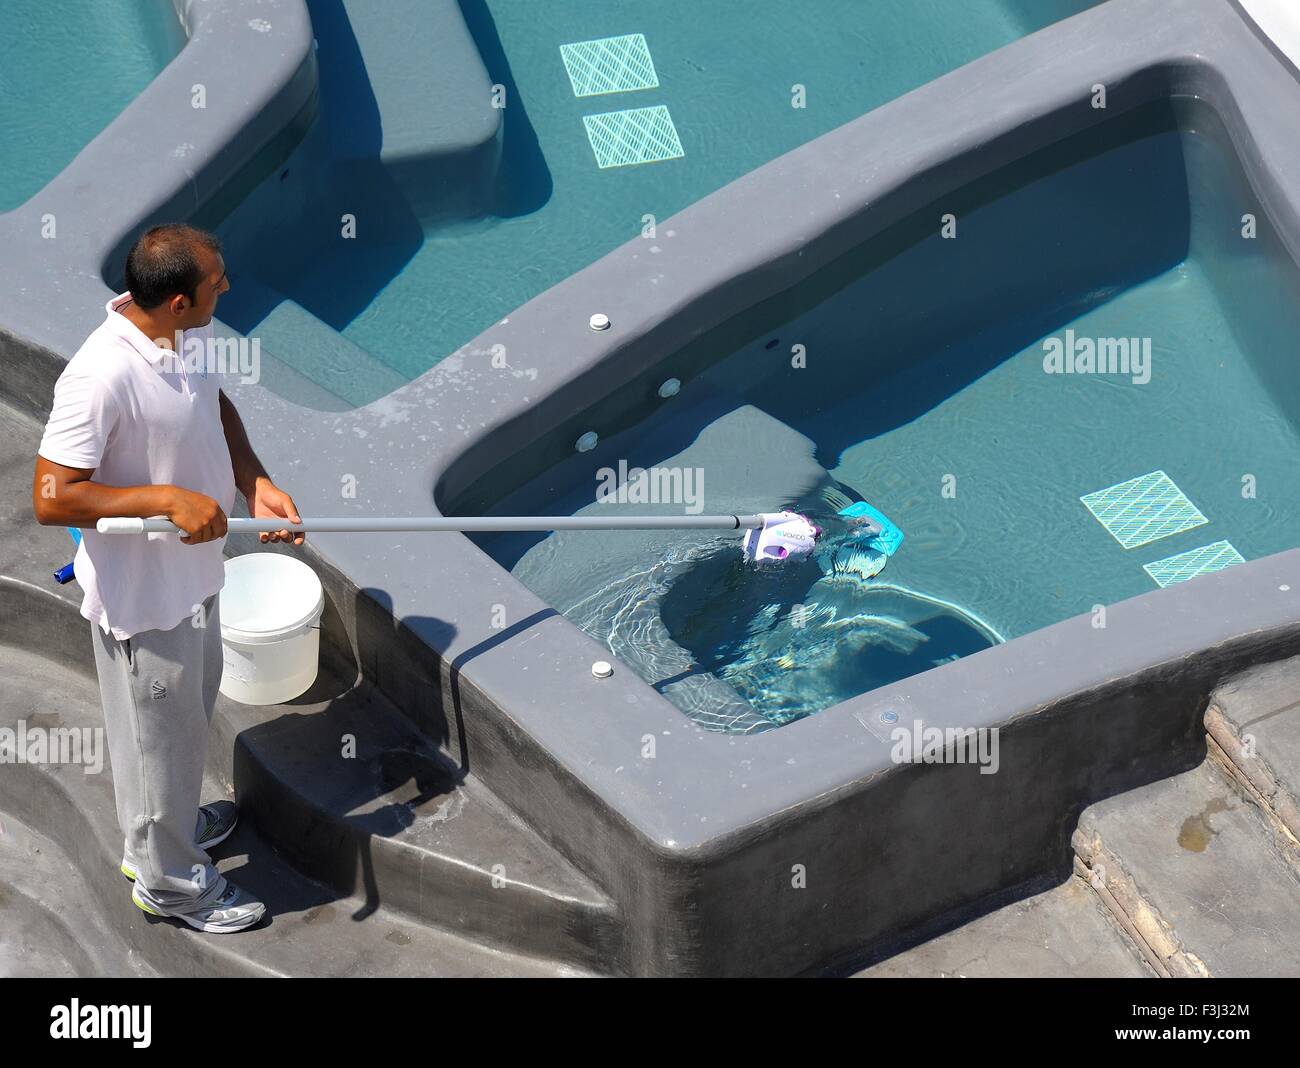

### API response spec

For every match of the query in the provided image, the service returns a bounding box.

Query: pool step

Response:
[1205,657,1300,844]
[1071,658,1300,977]
[316,0,501,220]
[205,647,624,971]
[211,275,411,410]
[853,874,1153,978]
[0,637,590,977]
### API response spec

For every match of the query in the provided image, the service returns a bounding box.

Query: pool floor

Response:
[815,259,1300,644]
[0,0,183,212]
[476,248,1300,730]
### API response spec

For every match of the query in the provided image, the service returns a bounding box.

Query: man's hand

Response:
[167,487,228,545]
[251,476,304,545]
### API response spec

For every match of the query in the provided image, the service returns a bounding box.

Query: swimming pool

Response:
[6,0,1300,978]
[0,0,185,212]
[462,97,1300,731]
[209,0,1099,407]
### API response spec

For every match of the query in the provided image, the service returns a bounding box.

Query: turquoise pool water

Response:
[0,0,184,211]
[214,0,1099,405]
[466,99,1300,731]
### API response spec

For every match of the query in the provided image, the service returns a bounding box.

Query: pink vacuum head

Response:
[741,511,821,564]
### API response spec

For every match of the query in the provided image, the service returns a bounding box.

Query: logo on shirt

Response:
[154,331,261,385]
[151,680,167,700]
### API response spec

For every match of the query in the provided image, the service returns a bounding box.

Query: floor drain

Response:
[1080,470,1207,549]
[560,33,659,98]
[582,105,684,169]
[1143,540,1245,587]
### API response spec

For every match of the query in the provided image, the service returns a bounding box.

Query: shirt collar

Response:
[105,292,170,368]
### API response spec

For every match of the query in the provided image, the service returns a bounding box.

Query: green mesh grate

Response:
[1143,540,1245,588]
[582,105,684,169]
[560,34,659,97]
[1080,470,1207,549]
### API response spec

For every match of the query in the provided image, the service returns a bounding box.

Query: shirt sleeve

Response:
[37,366,120,470]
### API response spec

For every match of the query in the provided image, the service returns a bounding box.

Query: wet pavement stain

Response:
[385,930,411,946]
[1178,795,1232,852]
[303,904,335,925]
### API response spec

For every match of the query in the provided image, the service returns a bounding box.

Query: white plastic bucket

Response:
[219,553,324,705]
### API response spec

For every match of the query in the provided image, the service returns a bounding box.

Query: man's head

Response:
[124,223,229,330]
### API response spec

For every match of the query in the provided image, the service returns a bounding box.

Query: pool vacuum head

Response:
[742,511,822,564]
[829,500,906,580]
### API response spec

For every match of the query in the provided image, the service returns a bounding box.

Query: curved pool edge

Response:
[0,1,315,356]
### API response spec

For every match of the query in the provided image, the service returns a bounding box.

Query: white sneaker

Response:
[131,879,266,934]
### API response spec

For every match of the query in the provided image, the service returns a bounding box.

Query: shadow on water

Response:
[458,0,552,218]
[306,0,383,161]
[215,0,554,340]
[215,0,426,335]
[466,387,761,571]
[653,528,1000,724]
[708,101,1192,469]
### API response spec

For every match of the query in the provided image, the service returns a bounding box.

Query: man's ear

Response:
[169,293,189,316]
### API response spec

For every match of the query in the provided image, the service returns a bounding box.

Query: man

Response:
[32,223,303,933]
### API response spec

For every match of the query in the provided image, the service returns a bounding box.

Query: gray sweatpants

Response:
[90,593,227,910]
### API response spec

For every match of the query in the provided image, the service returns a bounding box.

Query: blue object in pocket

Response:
[52,527,82,585]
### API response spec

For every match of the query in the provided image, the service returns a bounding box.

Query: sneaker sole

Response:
[130,883,265,933]
[120,814,239,881]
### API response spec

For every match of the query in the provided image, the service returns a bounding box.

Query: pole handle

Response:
[95,517,148,534]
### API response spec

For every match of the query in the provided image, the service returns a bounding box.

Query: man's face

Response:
[188,251,229,327]
[169,249,229,329]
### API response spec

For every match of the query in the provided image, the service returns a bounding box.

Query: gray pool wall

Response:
[3,0,1300,974]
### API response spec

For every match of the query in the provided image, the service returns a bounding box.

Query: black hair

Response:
[123,224,223,310]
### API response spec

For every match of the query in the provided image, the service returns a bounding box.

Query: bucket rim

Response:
[221,553,324,644]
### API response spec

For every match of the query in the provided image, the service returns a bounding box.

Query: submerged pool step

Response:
[215,276,411,409]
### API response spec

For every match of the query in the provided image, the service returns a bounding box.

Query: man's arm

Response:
[218,389,269,501]
[218,389,304,545]
[31,459,228,544]
[34,363,226,543]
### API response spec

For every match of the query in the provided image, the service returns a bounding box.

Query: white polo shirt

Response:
[39,293,237,640]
